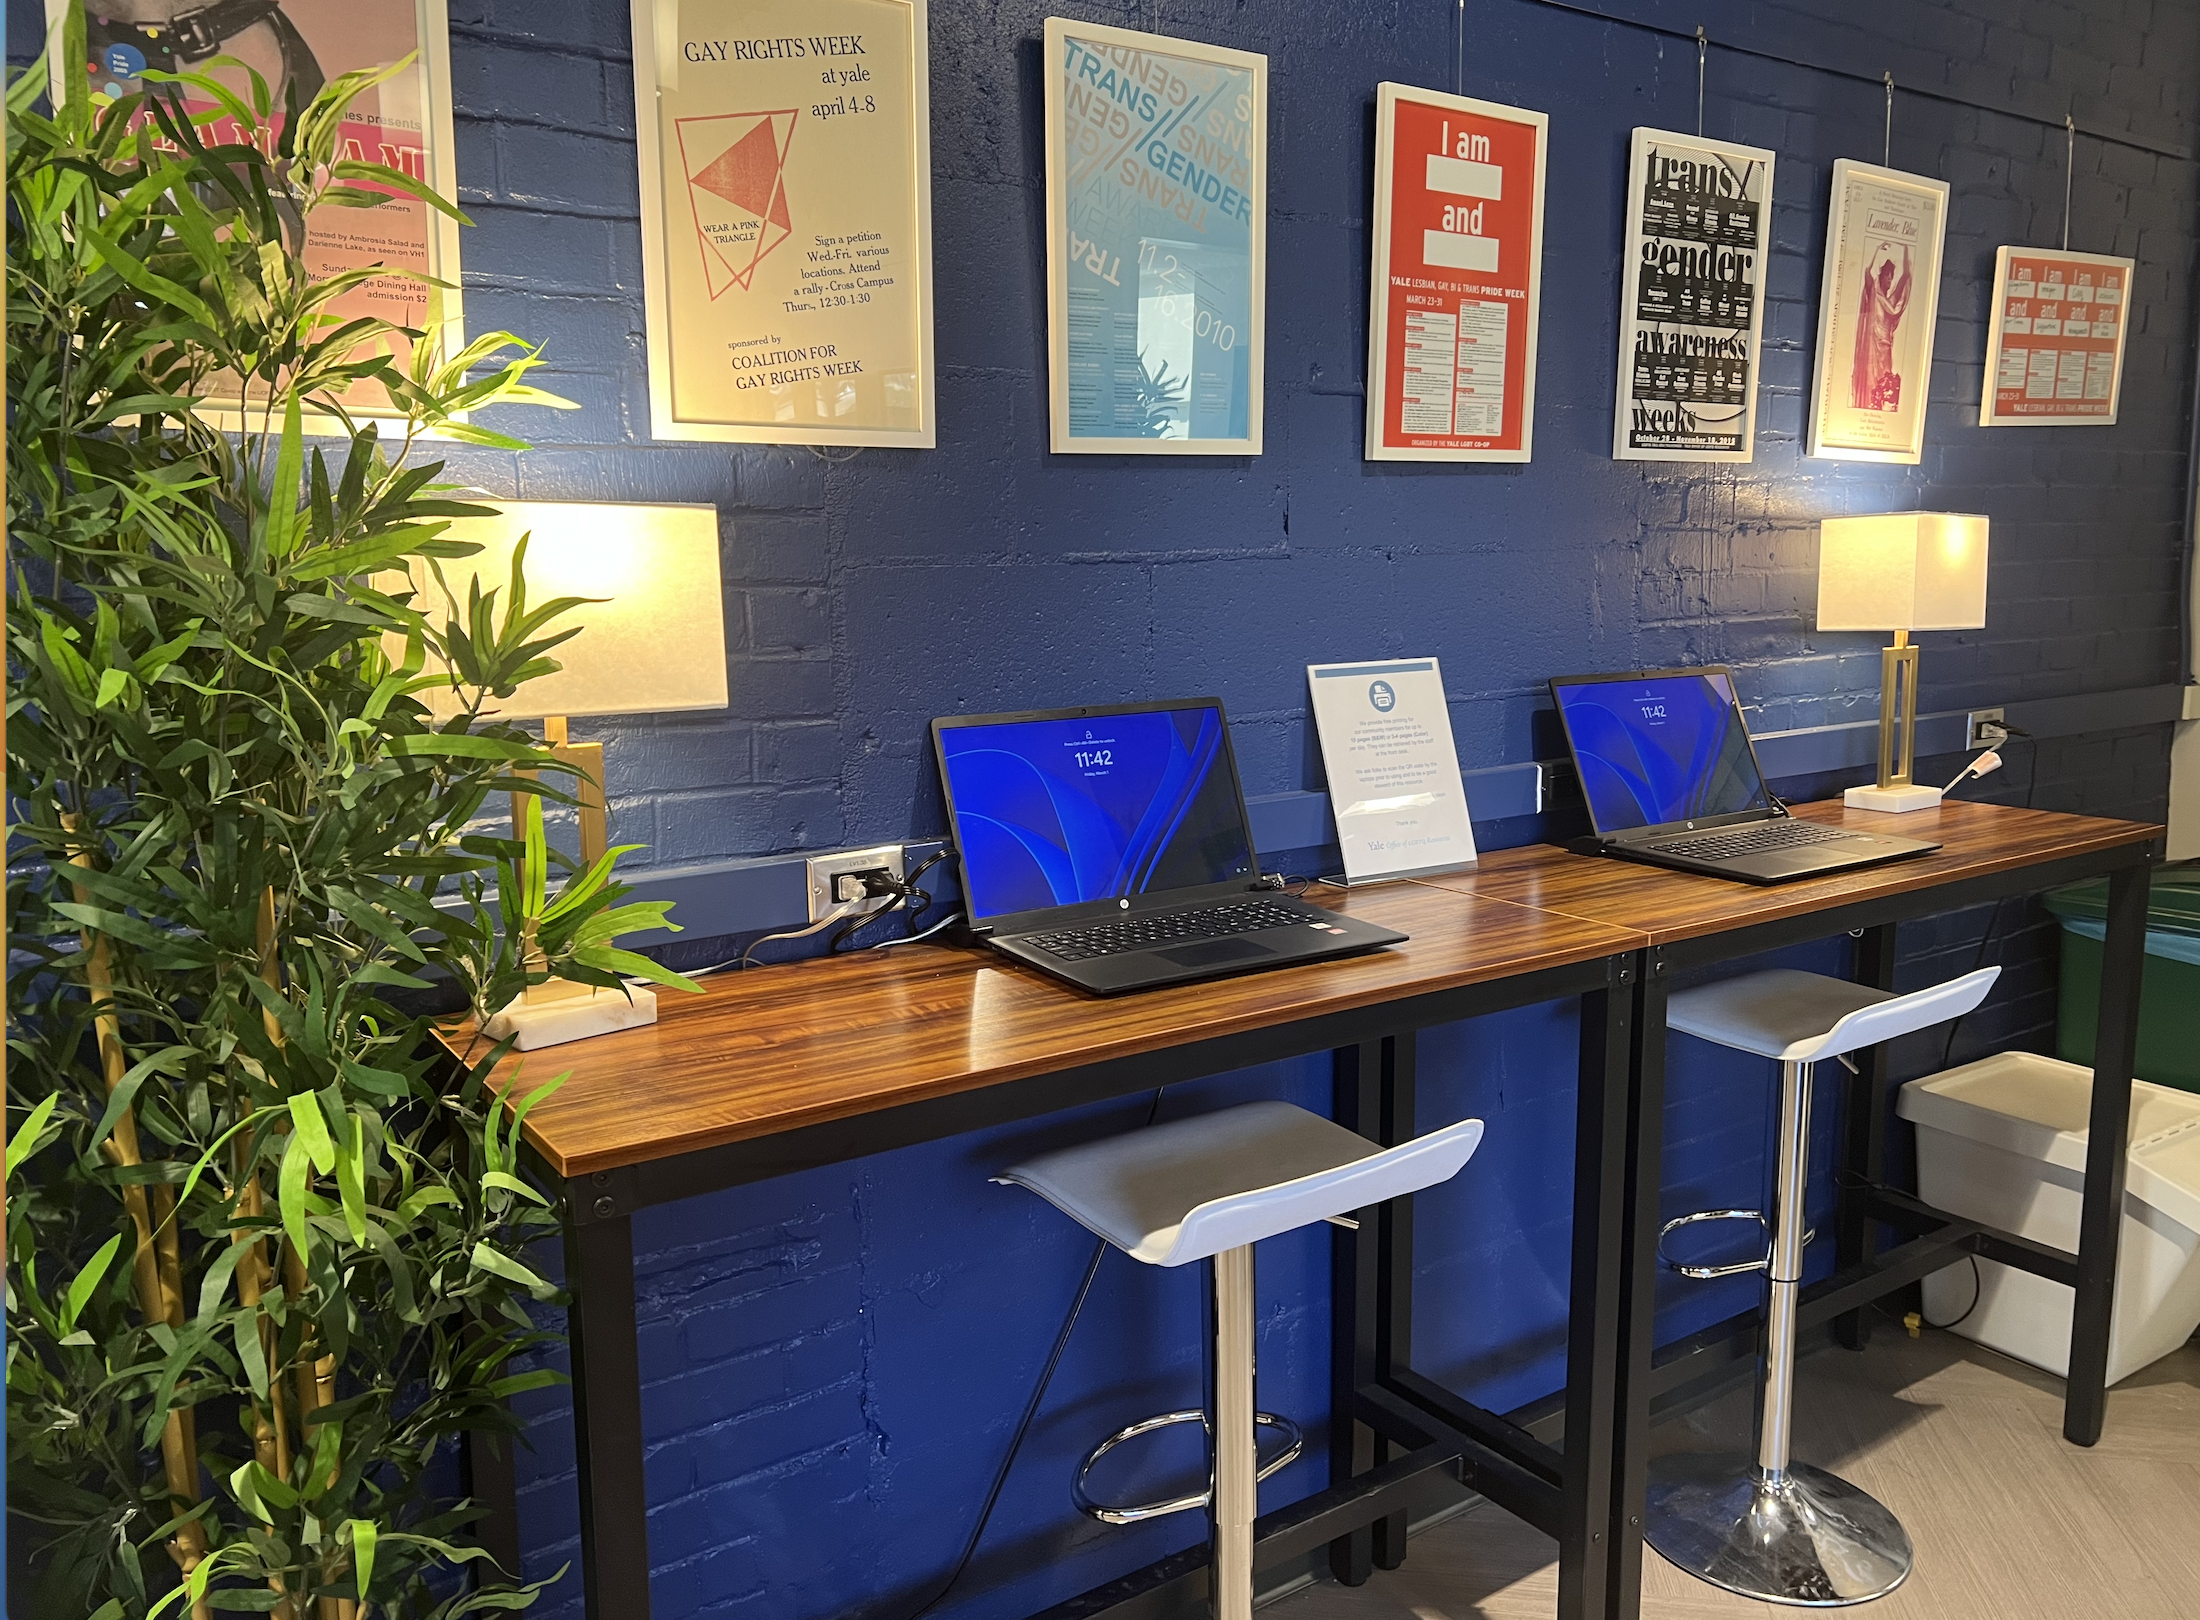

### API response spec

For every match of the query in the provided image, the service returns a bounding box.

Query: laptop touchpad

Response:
[1159,938,1276,968]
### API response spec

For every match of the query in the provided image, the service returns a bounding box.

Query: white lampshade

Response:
[1815,513,1990,632]
[400,501,728,720]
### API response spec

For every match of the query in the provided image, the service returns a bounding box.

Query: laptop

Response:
[1548,668,1941,884]
[931,698,1408,994]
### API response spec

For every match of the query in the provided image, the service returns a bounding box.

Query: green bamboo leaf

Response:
[337,1115,369,1246]
[278,1130,314,1261]
[232,1313,271,1403]
[62,1234,125,1332]
[570,945,703,995]
[264,393,306,557]
[195,1237,249,1326]
[468,1242,557,1301]
[349,1519,378,1600]
[7,1093,61,1178]
[288,1091,338,1175]
[481,1170,548,1207]
[387,732,545,761]
[304,1416,344,1500]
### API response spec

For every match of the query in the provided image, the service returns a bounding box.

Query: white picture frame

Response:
[1806,158,1949,464]
[1612,127,1774,463]
[1364,82,1548,463]
[1041,17,1267,455]
[1978,245,2134,427]
[632,0,937,448]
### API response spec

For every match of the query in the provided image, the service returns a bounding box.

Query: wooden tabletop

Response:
[1415,799,2162,949]
[436,879,1641,1179]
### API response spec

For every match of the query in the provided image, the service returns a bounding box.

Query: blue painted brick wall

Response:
[8,1,2192,1616]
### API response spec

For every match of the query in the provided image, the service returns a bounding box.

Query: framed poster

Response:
[632,0,936,447]
[1042,18,1266,455]
[1807,158,1949,463]
[53,0,462,424]
[1365,82,1547,463]
[1978,246,2134,427]
[1613,128,1773,462]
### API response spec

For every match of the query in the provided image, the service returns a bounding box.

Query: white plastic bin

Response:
[1897,1051,2200,1385]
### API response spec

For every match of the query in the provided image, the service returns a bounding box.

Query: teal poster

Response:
[1043,19,1266,454]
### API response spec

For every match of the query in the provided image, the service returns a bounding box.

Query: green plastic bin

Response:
[2045,862,2200,1096]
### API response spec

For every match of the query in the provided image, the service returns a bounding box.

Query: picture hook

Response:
[1883,72,1894,167]
[2062,115,2076,252]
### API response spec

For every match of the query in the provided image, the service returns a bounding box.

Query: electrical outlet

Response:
[805,844,907,923]
[1966,708,2008,748]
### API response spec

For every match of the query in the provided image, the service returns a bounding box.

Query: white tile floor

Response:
[1275,1329,2200,1620]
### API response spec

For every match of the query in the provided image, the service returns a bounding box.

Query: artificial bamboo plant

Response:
[7,20,694,1618]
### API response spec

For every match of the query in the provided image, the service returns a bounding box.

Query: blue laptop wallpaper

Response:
[939,704,1256,919]
[1555,672,1770,833]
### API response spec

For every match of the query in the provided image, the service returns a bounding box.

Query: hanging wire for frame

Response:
[1882,71,1894,167]
[1455,0,1466,97]
[1695,25,1706,138]
[2062,115,2076,251]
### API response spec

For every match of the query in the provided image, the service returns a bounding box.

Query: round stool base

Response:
[1646,1452,1913,1608]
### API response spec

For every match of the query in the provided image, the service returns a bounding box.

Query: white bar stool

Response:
[1648,964,1999,1607]
[997,1099,1484,1620]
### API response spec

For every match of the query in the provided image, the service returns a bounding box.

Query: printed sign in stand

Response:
[1613,128,1774,462]
[1364,83,1548,463]
[1307,659,1479,884]
[1979,246,2134,426]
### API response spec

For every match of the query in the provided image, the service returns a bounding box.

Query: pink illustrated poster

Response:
[56,2,460,420]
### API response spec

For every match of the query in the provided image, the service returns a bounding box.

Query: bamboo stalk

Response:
[62,815,213,1619]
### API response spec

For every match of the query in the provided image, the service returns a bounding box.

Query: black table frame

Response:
[470,948,1640,1620]
[1596,840,2159,1620]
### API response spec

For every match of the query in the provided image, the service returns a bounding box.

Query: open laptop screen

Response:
[936,702,1257,920]
[1552,672,1770,834]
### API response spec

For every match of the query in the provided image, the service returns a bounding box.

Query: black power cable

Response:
[892,1085,1170,1620]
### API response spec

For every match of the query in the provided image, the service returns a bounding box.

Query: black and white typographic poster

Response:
[1612,128,1774,462]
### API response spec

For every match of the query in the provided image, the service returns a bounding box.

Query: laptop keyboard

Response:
[1654,820,1852,861]
[1026,901,1311,961]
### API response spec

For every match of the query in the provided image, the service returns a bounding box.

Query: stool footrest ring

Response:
[1072,1408,1304,1525]
[1658,1209,1816,1280]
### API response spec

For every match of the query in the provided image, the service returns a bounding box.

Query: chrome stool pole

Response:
[1647,1058,1911,1606]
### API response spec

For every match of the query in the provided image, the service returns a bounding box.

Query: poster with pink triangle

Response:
[634,0,935,446]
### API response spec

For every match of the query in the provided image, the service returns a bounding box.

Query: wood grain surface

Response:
[435,881,1641,1178]
[1415,799,2162,948]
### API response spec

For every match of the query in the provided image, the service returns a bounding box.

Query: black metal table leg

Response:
[566,1200,651,1619]
[2066,863,2149,1445]
[1835,923,1899,1352]
[1557,960,1632,1620]
[1329,1039,1385,1587]
[1372,1034,1416,1571]
[462,1421,522,1581]
[1604,950,1668,1620]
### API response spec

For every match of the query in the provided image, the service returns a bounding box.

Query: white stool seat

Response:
[997,1099,1484,1267]
[1668,966,2000,1064]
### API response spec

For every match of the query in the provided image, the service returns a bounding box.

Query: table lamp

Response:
[405,501,727,1046]
[1815,512,1989,814]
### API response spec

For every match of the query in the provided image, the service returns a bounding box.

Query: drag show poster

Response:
[1978,246,2134,427]
[1041,18,1267,455]
[1806,158,1948,464]
[53,0,461,423]
[633,0,936,446]
[1364,82,1547,463]
[1613,128,1774,463]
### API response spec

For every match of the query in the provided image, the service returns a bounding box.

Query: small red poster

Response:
[1365,83,1548,462]
[1979,245,2134,427]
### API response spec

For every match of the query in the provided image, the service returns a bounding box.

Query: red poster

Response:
[1365,83,1547,462]
[1979,245,2133,428]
